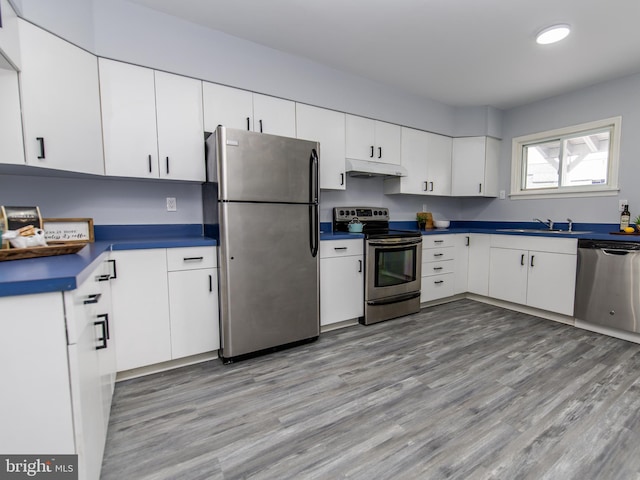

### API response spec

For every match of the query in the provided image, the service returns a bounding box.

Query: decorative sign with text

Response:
[43,218,94,244]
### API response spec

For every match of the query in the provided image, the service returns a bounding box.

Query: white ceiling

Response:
[127,0,640,110]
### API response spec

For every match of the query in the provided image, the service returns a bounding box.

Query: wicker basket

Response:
[0,243,87,262]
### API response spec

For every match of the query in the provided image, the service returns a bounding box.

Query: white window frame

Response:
[510,116,621,199]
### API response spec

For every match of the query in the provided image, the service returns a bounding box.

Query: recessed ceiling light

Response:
[536,24,571,45]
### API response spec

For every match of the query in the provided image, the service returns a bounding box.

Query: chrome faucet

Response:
[567,218,573,232]
[534,218,554,230]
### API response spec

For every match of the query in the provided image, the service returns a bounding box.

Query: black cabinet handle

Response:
[479,183,482,194]
[434,280,444,284]
[259,119,263,133]
[370,145,374,158]
[430,181,434,192]
[530,255,535,267]
[465,236,470,246]
[434,240,444,243]
[148,154,152,173]
[340,173,344,186]
[433,266,443,271]
[434,253,444,257]
[183,256,204,262]
[358,259,362,273]
[520,254,525,266]
[334,247,347,251]
[209,274,213,292]
[36,137,45,159]
[166,157,170,174]
[96,274,111,282]
[84,293,101,305]
[423,181,428,191]
[378,147,382,159]
[246,117,250,131]
[108,259,117,279]
[95,314,109,350]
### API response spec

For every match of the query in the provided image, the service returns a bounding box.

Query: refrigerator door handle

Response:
[309,148,319,258]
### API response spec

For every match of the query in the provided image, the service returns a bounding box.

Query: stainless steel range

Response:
[333,207,422,325]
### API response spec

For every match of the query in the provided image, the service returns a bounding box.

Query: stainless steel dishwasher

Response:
[574,239,640,333]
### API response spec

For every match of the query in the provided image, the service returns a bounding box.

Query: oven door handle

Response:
[367,292,421,306]
[367,238,422,247]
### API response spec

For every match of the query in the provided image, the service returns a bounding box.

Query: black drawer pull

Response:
[84,293,101,305]
[209,274,213,292]
[334,247,348,251]
[108,259,117,279]
[434,280,444,284]
[96,274,111,282]
[434,240,444,243]
[358,259,362,273]
[183,256,204,261]
[434,253,444,257]
[148,154,152,173]
[433,267,443,271]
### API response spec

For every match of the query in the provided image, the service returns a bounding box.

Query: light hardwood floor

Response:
[101,299,640,479]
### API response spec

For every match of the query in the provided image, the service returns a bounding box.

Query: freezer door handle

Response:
[309,148,319,204]
[309,204,319,258]
[308,148,319,258]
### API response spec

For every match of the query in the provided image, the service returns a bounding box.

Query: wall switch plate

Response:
[499,190,506,199]
[619,200,628,212]
[166,197,177,212]
[422,203,428,212]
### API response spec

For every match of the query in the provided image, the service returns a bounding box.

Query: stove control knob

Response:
[373,211,378,216]
[339,210,344,216]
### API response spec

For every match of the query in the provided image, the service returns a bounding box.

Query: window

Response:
[511,117,621,198]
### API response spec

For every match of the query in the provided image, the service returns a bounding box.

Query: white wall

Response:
[0,174,203,225]
[462,71,640,224]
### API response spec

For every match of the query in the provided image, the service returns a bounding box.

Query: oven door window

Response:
[375,246,417,287]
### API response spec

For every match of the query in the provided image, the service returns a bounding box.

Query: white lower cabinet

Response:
[488,235,577,316]
[111,246,219,372]
[0,255,115,480]
[454,234,470,294]
[467,234,491,296]
[320,240,364,326]
[421,235,455,302]
[167,248,220,358]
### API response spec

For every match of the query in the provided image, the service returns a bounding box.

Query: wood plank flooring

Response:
[100,299,640,479]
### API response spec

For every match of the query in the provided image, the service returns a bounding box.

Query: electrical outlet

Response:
[166,197,177,212]
[422,203,428,212]
[619,200,628,212]
[499,190,506,200]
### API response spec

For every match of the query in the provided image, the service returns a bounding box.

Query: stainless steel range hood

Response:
[345,158,407,178]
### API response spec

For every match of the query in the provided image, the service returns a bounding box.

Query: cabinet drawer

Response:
[423,235,455,249]
[421,259,454,277]
[422,246,454,262]
[320,239,364,258]
[421,273,454,302]
[167,246,216,271]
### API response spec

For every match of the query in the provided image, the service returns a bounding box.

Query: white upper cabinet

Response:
[296,103,346,190]
[19,20,104,175]
[252,93,296,137]
[155,71,205,181]
[202,82,253,131]
[345,114,401,165]
[202,82,296,137]
[100,60,157,179]
[0,0,20,69]
[0,68,24,165]
[451,136,500,197]
[384,127,452,195]
[100,59,205,181]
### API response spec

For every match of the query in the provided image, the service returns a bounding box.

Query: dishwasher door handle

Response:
[603,249,633,256]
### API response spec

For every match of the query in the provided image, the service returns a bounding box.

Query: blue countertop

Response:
[0,224,216,298]
[3,221,638,298]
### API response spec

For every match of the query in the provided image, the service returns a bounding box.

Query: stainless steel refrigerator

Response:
[204,126,320,363]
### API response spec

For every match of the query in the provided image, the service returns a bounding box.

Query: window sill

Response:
[509,188,619,200]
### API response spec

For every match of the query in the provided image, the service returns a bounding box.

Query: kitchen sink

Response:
[496,228,591,234]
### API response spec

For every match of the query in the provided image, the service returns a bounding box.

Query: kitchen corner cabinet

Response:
[384,127,452,195]
[451,136,500,197]
[110,246,219,372]
[466,234,491,296]
[202,82,296,137]
[0,68,24,165]
[0,256,115,480]
[320,240,364,326]
[421,235,455,302]
[488,235,577,316]
[18,20,104,175]
[296,103,346,190]
[346,114,401,165]
[99,59,205,181]
[0,0,20,68]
